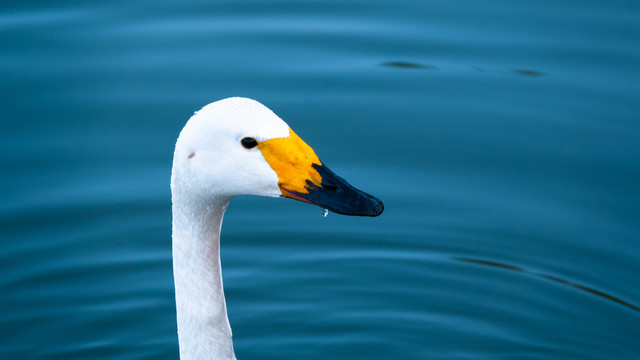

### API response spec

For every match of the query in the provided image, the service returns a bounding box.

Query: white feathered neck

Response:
[172,194,235,360]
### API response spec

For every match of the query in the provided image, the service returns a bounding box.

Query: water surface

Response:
[1,1,639,359]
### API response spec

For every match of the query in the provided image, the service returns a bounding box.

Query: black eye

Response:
[241,137,259,149]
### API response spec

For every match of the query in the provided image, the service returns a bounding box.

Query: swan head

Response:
[171,97,383,216]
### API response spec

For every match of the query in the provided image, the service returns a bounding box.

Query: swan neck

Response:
[172,195,236,360]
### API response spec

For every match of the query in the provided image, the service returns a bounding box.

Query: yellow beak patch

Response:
[258,128,322,196]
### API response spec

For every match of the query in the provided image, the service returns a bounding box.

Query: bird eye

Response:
[241,137,259,149]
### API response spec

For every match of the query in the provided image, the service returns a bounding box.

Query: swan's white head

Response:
[171,97,383,216]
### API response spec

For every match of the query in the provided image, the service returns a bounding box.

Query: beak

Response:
[281,162,384,216]
[258,129,384,217]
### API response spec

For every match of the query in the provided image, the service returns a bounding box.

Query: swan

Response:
[170,97,383,360]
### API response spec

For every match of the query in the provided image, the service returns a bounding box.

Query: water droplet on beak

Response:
[321,208,329,218]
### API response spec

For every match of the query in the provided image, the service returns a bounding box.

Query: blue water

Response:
[2,1,639,359]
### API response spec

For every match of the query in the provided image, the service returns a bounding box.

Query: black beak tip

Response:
[334,191,384,217]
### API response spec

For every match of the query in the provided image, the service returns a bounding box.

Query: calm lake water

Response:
[1,1,639,359]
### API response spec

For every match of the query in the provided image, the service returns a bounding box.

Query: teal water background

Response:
[1,1,639,359]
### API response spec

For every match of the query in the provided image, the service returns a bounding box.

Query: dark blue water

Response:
[2,1,639,359]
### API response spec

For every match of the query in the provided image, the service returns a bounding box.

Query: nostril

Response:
[322,184,338,191]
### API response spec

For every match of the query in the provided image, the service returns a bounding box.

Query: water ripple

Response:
[455,257,640,312]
